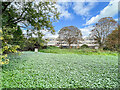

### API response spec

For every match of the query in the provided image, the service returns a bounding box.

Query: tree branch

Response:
[2,2,12,13]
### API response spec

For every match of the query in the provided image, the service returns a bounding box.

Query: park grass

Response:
[2,51,118,88]
[39,47,118,56]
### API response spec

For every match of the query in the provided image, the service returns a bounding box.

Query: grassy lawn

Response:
[2,51,118,88]
[39,47,118,56]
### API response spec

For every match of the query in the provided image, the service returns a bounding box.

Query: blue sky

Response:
[46,0,118,38]
[53,2,110,30]
[21,0,119,38]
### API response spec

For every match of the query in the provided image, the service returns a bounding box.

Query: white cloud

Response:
[114,18,118,21]
[79,26,94,38]
[38,29,58,39]
[22,30,27,34]
[31,1,72,19]
[42,32,59,39]
[73,2,96,16]
[22,29,59,39]
[55,3,72,19]
[49,0,111,2]
[86,0,119,25]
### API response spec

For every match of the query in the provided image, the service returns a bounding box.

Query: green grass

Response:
[39,47,118,56]
[2,52,118,88]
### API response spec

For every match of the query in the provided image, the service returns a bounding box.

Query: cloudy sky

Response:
[47,0,118,38]
[22,0,119,38]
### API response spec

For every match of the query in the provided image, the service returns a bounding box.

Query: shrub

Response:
[47,46,59,49]
[0,28,20,65]
[81,44,89,48]
[103,46,110,50]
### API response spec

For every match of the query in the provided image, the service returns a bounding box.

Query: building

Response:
[44,36,99,49]
[44,37,59,46]
[81,37,99,49]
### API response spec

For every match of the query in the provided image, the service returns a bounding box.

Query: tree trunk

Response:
[99,43,103,50]
[60,45,63,49]
[60,41,62,49]
[69,43,71,49]
[98,39,103,49]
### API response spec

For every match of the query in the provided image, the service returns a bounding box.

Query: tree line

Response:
[90,17,118,50]
[58,17,119,50]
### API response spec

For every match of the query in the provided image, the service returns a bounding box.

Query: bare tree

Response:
[58,26,82,48]
[89,17,117,48]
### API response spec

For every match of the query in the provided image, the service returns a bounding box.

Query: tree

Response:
[12,26,25,50]
[105,27,119,51]
[90,17,117,48]
[24,37,45,51]
[81,44,89,49]
[58,26,82,48]
[2,27,20,54]
[0,28,20,65]
[2,1,60,47]
[1,1,60,64]
[2,2,60,32]
[2,1,60,49]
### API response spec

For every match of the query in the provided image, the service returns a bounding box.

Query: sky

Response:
[22,0,119,39]
[42,0,119,39]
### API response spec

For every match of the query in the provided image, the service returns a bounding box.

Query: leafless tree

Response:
[89,17,117,48]
[58,26,82,48]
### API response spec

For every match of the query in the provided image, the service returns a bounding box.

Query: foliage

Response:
[2,2,60,33]
[81,44,89,48]
[0,29,9,65]
[2,1,60,49]
[47,46,59,49]
[105,27,119,51]
[90,17,117,48]
[2,52,118,88]
[2,27,21,52]
[1,1,60,64]
[24,37,45,51]
[58,26,82,48]
[0,54,9,65]
[3,45,20,54]
[2,27,16,45]
[12,26,25,49]
[0,28,20,65]
[2,26,25,50]
[2,1,60,45]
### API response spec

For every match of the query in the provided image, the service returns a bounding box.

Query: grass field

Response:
[2,51,118,88]
[39,47,118,56]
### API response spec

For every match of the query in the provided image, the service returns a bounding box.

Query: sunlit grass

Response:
[39,47,118,56]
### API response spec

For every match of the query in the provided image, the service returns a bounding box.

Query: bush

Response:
[47,46,59,49]
[103,46,110,50]
[81,44,89,48]
[0,28,20,65]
